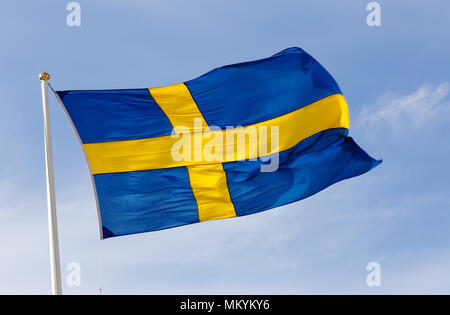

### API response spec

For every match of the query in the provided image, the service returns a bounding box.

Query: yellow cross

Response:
[84,83,349,223]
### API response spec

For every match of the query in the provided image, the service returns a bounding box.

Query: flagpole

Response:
[39,71,62,295]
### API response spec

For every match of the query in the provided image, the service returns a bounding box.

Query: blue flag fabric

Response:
[57,47,380,239]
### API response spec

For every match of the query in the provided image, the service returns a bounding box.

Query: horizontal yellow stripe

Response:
[84,94,349,174]
[187,164,236,221]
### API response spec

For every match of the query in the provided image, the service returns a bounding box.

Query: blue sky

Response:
[1,0,449,294]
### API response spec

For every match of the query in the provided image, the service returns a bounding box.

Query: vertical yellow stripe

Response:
[149,83,207,131]
[149,83,237,221]
[187,164,236,221]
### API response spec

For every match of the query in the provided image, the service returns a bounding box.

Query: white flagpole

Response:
[39,71,62,295]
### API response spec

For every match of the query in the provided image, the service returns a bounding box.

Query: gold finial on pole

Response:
[39,71,50,81]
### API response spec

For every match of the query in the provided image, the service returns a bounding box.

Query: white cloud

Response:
[358,82,450,132]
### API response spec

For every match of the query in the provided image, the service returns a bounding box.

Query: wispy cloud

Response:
[358,83,450,132]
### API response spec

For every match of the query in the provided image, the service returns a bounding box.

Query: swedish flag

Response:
[57,47,380,239]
